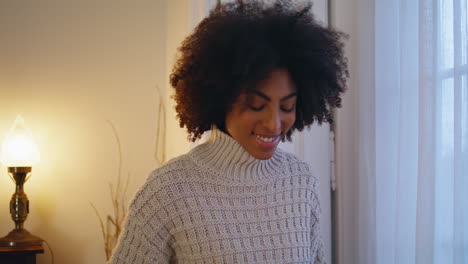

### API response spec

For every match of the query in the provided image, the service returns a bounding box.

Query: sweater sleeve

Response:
[108,211,173,264]
[309,168,325,263]
[311,210,325,263]
[108,173,174,264]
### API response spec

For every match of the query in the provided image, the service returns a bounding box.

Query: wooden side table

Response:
[0,245,44,264]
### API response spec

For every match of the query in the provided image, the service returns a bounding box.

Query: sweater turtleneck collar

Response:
[189,127,285,184]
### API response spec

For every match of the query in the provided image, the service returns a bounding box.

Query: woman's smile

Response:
[225,68,297,160]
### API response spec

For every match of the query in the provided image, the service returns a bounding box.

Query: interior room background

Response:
[1,0,331,263]
[1,1,179,263]
[334,0,467,263]
[1,0,467,264]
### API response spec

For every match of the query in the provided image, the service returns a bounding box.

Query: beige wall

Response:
[0,1,191,263]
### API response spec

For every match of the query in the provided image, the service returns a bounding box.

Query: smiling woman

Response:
[109,1,348,263]
[225,68,297,160]
[170,1,347,143]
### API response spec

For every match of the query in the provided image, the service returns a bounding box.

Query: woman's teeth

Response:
[256,135,276,143]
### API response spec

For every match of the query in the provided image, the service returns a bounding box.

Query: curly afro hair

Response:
[170,0,348,142]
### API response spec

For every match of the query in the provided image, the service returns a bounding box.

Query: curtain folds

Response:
[335,0,468,263]
[375,0,468,263]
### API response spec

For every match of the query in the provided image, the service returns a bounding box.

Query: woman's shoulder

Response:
[128,153,196,218]
[148,153,196,183]
[275,148,315,176]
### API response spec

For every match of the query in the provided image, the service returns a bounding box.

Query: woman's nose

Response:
[263,109,281,133]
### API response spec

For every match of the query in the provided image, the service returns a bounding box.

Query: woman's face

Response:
[225,68,297,160]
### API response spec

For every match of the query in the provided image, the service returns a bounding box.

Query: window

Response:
[436,0,468,261]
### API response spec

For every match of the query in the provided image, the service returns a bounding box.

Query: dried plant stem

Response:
[91,85,165,261]
[154,85,166,166]
[91,121,130,261]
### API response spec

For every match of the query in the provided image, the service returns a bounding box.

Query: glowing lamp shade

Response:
[0,115,43,248]
[0,115,40,167]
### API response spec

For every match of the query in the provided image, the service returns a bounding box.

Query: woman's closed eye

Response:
[248,103,296,112]
[280,104,296,113]
[245,91,297,112]
[246,96,265,111]
[249,104,265,111]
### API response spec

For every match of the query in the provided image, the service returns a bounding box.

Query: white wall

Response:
[0,1,187,263]
[331,0,375,263]
[165,1,192,160]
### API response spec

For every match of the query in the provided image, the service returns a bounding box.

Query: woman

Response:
[110,1,347,263]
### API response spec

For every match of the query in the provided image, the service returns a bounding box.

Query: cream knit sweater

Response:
[109,128,324,263]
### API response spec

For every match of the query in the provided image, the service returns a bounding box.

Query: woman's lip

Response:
[254,134,281,148]
[254,133,281,138]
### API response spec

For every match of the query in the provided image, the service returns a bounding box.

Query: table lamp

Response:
[0,115,43,247]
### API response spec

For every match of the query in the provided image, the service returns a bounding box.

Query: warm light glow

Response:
[1,115,40,167]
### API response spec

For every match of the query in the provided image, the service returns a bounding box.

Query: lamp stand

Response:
[0,167,43,247]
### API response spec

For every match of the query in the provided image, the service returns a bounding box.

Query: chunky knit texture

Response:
[109,128,324,263]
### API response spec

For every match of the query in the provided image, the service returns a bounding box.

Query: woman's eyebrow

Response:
[280,92,298,101]
[251,90,297,101]
[252,90,271,101]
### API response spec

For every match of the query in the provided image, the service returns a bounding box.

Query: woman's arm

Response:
[311,209,325,263]
[108,210,173,264]
[108,172,174,264]
[309,169,325,263]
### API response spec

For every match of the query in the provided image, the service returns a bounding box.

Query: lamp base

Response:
[0,229,43,247]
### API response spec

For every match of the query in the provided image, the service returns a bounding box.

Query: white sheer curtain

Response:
[429,0,468,262]
[334,0,468,263]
